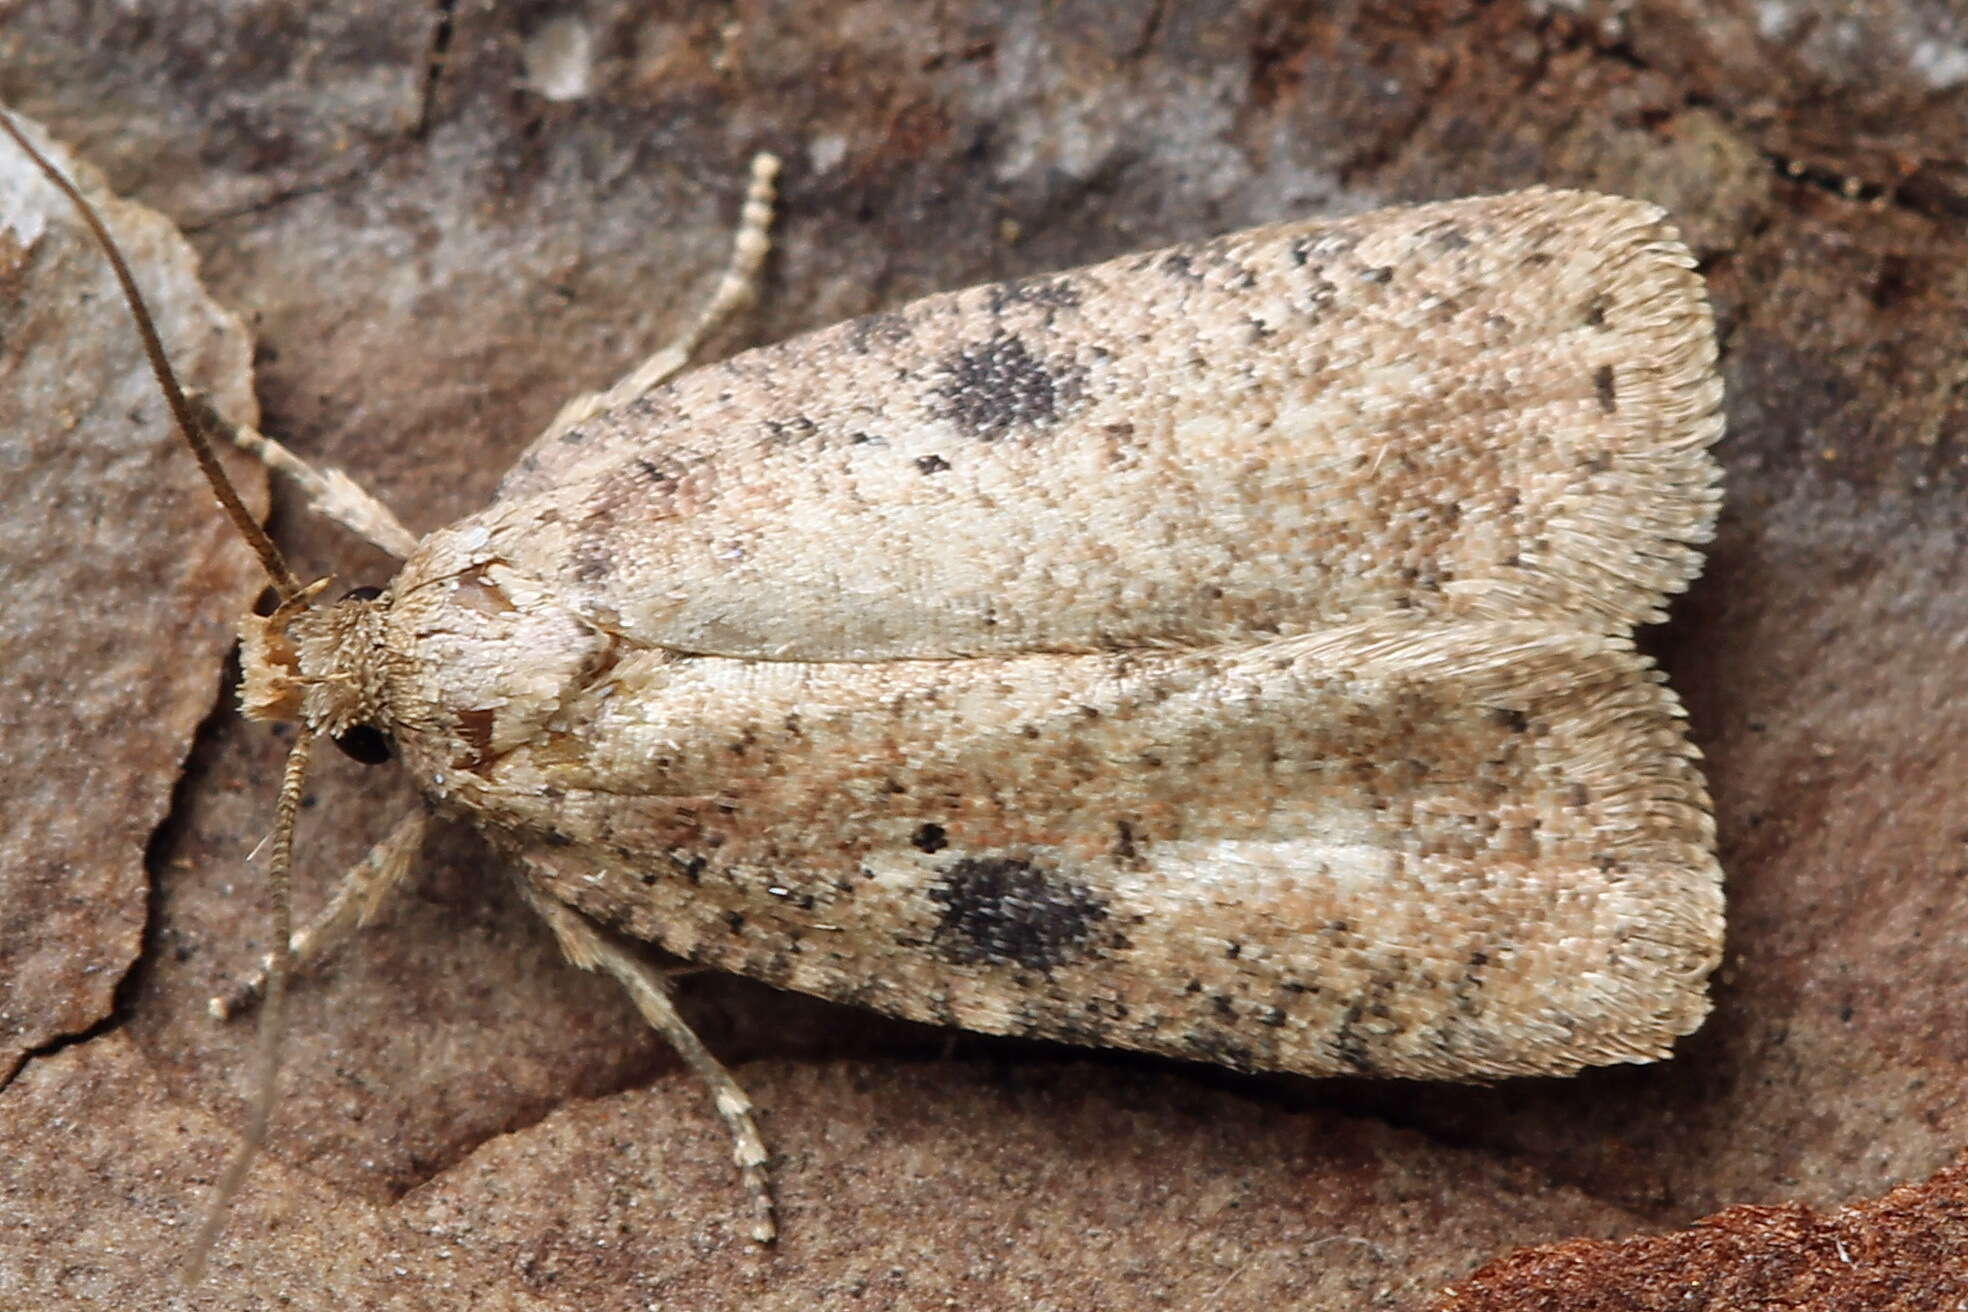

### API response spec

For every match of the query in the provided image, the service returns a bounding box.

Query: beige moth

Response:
[5,113,1724,1253]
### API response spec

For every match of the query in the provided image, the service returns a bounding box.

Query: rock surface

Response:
[1,2,1962,1307]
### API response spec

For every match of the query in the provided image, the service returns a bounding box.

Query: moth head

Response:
[239,580,398,764]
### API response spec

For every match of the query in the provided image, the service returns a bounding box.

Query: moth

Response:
[8,114,1724,1253]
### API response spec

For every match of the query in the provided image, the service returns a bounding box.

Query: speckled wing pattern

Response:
[390,188,1724,1079]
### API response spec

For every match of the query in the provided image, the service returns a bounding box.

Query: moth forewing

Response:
[436,620,1720,1081]
[489,188,1722,660]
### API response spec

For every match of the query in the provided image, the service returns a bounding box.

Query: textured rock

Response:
[1433,1149,1968,1310]
[0,119,264,1083]
[0,2,1962,1306]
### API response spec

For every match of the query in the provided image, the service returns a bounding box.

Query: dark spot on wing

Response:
[1330,1003,1374,1072]
[1280,241,1341,318]
[845,310,913,355]
[1289,231,1358,265]
[1181,1026,1255,1071]
[912,823,949,853]
[1426,223,1472,251]
[926,856,1109,971]
[1452,949,1491,1014]
[1083,995,1128,1022]
[761,415,820,446]
[931,332,1085,439]
[1159,251,1203,281]
[1594,364,1618,413]
[579,451,701,528]
[1330,972,1405,1074]
[985,274,1084,314]
[1492,707,1530,733]
[915,453,951,475]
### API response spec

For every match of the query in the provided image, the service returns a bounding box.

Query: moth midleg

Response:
[541,151,780,442]
[209,808,430,1021]
[515,877,777,1243]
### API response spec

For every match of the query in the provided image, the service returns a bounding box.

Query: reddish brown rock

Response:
[1433,1149,1968,1310]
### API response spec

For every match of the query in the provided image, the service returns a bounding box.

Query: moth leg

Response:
[513,877,776,1244]
[186,391,419,559]
[541,151,780,442]
[208,808,429,1020]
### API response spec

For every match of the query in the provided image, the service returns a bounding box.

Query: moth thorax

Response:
[238,592,395,739]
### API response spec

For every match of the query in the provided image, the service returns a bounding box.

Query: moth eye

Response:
[342,584,385,603]
[333,723,394,765]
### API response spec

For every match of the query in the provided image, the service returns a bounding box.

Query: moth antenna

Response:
[182,732,314,1284]
[0,109,301,599]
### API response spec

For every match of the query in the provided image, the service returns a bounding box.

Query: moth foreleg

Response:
[513,876,776,1244]
[208,808,429,1020]
[541,151,780,441]
[186,391,419,559]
